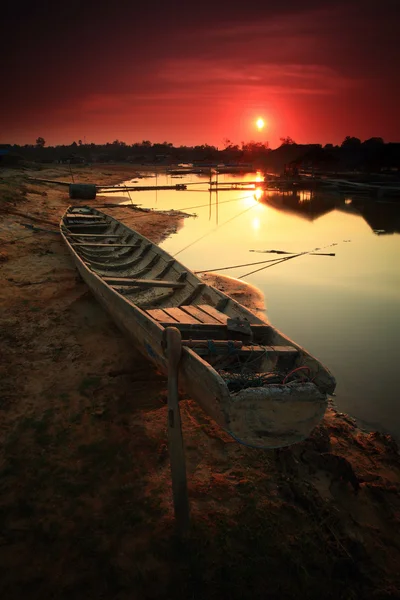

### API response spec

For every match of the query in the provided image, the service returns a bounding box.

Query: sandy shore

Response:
[0,164,399,599]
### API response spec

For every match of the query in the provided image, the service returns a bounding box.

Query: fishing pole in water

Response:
[238,242,338,279]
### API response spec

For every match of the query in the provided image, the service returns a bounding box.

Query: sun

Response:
[256,117,265,131]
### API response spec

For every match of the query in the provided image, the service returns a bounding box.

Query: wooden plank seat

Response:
[146,306,206,324]
[146,306,275,334]
[105,278,186,289]
[147,304,229,325]
[162,307,201,324]
[195,304,229,324]
[179,305,221,324]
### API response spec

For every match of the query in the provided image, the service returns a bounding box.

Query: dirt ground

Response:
[0,164,400,599]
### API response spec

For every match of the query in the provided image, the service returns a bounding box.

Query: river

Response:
[105,170,400,438]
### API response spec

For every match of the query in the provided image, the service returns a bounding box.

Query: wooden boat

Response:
[60,206,336,448]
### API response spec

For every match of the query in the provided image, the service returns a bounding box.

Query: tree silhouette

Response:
[280,136,295,146]
[341,136,361,148]
[363,137,384,147]
[36,137,45,148]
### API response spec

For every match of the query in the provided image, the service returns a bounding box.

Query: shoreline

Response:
[0,164,399,598]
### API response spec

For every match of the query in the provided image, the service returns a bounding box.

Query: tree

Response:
[363,137,384,147]
[279,136,296,146]
[341,136,361,148]
[36,137,46,148]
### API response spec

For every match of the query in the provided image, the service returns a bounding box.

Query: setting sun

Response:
[256,117,265,131]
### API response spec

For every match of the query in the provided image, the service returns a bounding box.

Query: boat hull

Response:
[61,206,336,448]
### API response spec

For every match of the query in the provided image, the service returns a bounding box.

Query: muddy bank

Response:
[0,165,399,599]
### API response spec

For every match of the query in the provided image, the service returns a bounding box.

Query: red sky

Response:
[1,0,399,148]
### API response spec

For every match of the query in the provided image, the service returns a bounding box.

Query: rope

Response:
[100,191,255,215]
[174,193,256,212]
[195,256,290,274]
[173,202,258,257]
[283,366,311,384]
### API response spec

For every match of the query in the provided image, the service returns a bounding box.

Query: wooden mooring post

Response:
[165,327,190,535]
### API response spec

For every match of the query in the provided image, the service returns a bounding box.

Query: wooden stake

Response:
[166,327,190,535]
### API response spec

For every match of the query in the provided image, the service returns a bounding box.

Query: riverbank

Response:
[0,165,399,599]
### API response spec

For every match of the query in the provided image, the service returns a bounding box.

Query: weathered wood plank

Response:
[147,308,179,324]
[105,278,186,288]
[180,305,221,324]
[66,233,123,238]
[66,214,105,220]
[72,243,140,247]
[129,254,161,277]
[66,223,109,228]
[189,344,298,356]
[162,307,202,324]
[197,304,229,324]
[139,289,177,309]
[182,340,243,349]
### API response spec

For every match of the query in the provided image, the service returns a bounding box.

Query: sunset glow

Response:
[1,3,399,146]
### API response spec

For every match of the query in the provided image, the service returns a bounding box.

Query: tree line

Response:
[1,136,399,174]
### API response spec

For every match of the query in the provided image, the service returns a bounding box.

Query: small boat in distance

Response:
[60,206,336,449]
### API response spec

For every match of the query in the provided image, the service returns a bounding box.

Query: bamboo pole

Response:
[166,327,190,535]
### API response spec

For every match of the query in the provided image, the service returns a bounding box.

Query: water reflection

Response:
[105,171,400,438]
[258,187,400,235]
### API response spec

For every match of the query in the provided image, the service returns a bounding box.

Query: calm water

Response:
[105,172,400,438]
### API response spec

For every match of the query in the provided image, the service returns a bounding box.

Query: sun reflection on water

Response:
[299,190,312,202]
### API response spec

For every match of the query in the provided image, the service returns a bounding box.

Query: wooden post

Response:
[166,327,190,534]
